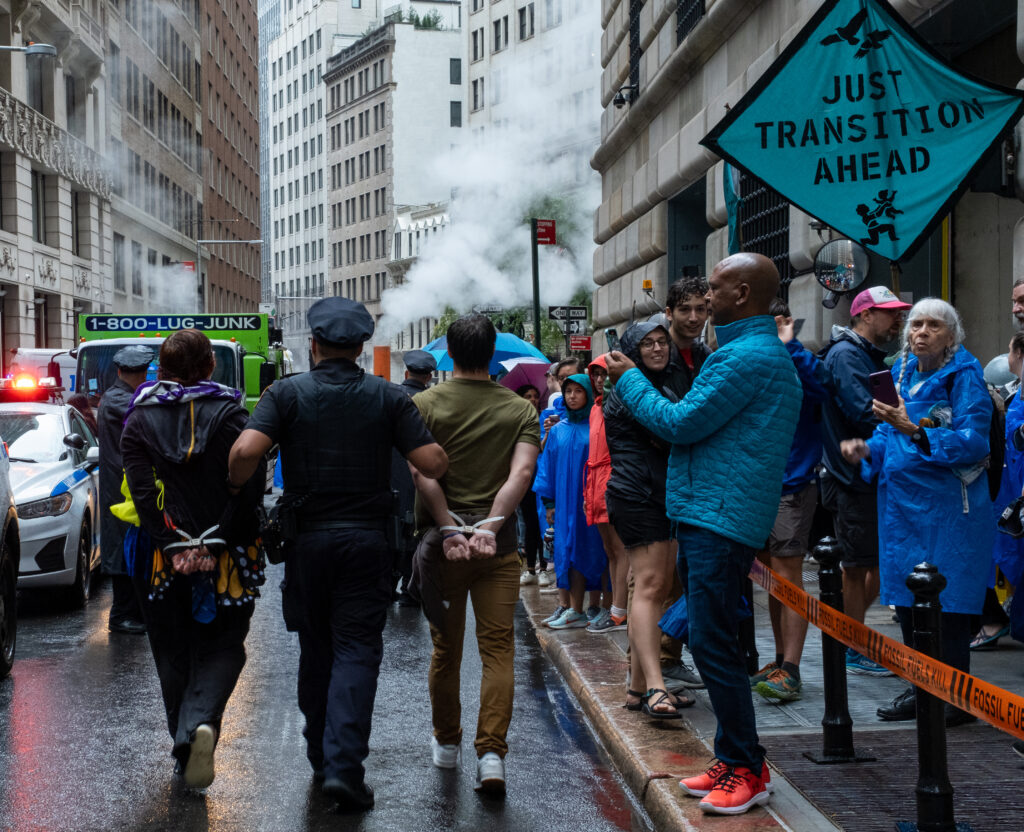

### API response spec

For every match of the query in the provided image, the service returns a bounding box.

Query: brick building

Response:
[201,0,261,311]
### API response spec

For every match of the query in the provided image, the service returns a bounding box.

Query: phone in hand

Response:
[869,370,900,407]
[604,328,621,352]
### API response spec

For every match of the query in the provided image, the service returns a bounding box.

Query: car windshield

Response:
[76,343,237,398]
[0,411,65,463]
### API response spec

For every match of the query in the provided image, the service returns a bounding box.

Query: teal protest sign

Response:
[701,0,1024,262]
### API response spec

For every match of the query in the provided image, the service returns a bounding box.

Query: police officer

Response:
[391,349,437,605]
[97,345,153,634]
[400,349,436,393]
[227,297,447,812]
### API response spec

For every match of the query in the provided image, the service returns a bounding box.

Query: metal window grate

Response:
[737,172,792,287]
[629,0,643,91]
[676,0,704,46]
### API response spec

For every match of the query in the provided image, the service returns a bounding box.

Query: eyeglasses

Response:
[638,337,669,351]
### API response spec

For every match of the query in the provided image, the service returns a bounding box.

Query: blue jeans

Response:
[676,523,765,773]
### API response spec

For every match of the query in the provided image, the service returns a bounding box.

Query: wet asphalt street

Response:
[0,567,645,832]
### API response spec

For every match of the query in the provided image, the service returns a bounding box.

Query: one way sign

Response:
[548,305,587,321]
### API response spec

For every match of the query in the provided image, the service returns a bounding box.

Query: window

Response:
[518,3,535,39]
[131,241,143,295]
[676,0,705,45]
[472,28,485,61]
[737,171,792,287]
[472,78,485,111]
[545,0,562,27]
[113,234,126,292]
[31,170,46,244]
[70,191,85,257]
[450,101,462,127]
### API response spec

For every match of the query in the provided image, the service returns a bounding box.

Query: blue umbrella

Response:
[425,332,547,374]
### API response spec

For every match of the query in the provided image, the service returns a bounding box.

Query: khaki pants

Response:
[429,550,520,758]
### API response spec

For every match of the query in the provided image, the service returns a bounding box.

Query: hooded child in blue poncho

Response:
[534,374,608,628]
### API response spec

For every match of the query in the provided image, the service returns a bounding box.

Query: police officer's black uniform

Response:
[390,349,436,604]
[246,298,435,797]
[96,346,153,633]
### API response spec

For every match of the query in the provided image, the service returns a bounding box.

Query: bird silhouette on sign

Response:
[854,28,891,58]
[820,9,867,46]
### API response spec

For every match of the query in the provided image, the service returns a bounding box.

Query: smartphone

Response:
[792,318,805,339]
[605,328,621,352]
[869,370,899,407]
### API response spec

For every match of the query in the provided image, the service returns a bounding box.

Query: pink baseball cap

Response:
[850,286,911,318]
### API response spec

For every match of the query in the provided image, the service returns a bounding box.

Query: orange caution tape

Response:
[749,559,1024,741]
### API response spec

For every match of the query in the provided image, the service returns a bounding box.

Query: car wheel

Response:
[64,520,92,609]
[0,536,16,678]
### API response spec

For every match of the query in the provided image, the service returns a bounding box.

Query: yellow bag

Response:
[110,472,164,526]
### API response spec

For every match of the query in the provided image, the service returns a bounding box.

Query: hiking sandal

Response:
[642,688,683,720]
[624,689,645,711]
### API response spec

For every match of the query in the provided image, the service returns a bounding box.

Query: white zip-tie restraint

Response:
[440,510,504,538]
[163,525,228,555]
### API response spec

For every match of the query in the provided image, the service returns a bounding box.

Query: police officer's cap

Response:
[307,297,374,347]
[403,349,436,375]
[112,346,154,371]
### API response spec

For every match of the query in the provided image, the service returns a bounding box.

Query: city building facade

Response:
[592,0,1024,360]
[0,1,111,366]
[323,2,461,373]
[201,0,262,311]
[263,0,381,362]
[107,0,204,315]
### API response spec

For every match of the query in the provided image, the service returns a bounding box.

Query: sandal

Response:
[642,688,683,720]
[970,625,1009,651]
[624,689,645,711]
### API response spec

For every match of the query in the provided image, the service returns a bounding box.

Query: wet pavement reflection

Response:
[0,568,646,832]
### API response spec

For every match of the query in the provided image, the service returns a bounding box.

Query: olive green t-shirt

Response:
[413,378,540,528]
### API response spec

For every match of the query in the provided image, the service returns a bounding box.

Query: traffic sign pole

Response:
[531,218,542,354]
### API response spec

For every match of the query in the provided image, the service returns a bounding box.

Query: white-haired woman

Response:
[842,298,992,726]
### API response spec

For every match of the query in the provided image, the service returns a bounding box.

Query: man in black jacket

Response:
[96,345,152,634]
[819,286,908,676]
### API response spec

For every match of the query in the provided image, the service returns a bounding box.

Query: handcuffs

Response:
[163,525,227,565]
[439,510,504,540]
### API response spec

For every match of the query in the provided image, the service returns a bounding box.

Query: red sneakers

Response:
[679,760,729,797]
[698,765,771,815]
[679,759,772,799]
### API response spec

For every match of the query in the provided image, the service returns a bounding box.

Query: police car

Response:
[0,423,18,678]
[0,375,100,608]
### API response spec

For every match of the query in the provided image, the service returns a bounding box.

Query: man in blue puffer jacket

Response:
[607,253,801,816]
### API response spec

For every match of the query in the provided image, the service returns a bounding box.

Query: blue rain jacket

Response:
[862,347,993,614]
[993,390,1024,587]
[534,375,607,590]
[782,339,827,494]
[616,315,801,548]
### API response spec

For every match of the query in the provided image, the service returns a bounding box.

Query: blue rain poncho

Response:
[534,375,607,590]
[862,347,993,614]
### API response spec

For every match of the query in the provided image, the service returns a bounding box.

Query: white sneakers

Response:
[431,736,460,769]
[183,723,217,789]
[475,752,506,794]
[537,570,554,589]
[431,738,506,795]
[519,571,538,586]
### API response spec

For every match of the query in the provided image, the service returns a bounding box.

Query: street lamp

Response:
[0,43,57,57]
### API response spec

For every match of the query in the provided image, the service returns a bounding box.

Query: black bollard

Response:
[896,563,974,832]
[804,536,873,765]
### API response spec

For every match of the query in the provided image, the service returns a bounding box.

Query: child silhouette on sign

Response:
[857,191,903,246]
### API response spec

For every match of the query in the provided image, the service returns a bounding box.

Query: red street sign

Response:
[569,335,591,352]
[182,261,195,272]
[536,219,556,245]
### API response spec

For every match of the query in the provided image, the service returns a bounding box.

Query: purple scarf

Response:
[124,379,241,424]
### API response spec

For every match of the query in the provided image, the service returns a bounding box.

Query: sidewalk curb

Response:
[521,588,836,831]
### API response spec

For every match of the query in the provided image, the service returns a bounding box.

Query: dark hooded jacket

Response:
[819,325,888,489]
[604,322,677,505]
[120,386,264,551]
